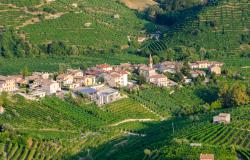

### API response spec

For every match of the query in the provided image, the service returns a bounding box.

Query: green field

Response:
[0,54,146,75]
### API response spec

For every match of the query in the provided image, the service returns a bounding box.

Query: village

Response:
[0,55,225,106]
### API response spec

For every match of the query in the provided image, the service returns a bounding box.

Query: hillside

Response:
[142,0,250,58]
[0,0,249,59]
[0,0,151,51]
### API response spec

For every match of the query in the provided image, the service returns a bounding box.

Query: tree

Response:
[143,149,152,160]
[20,66,29,78]
[219,83,249,107]
[231,83,249,106]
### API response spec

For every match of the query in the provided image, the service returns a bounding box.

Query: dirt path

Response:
[110,118,156,126]
[15,127,77,133]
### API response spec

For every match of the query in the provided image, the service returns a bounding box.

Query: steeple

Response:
[148,54,153,68]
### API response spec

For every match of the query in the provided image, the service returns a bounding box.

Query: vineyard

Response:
[0,0,151,49]
[130,86,204,117]
[89,105,250,160]
[1,140,62,160]
[0,54,146,75]
[139,0,250,56]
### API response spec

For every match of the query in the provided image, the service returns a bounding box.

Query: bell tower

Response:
[148,54,153,68]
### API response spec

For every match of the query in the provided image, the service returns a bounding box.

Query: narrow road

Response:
[110,118,156,126]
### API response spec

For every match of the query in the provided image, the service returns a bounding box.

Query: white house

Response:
[104,71,128,88]
[148,74,168,87]
[41,80,61,95]
[96,87,120,106]
[213,113,231,124]
[0,76,17,92]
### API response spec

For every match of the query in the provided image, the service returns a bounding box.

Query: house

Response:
[148,74,168,87]
[190,60,224,69]
[30,90,46,98]
[68,83,80,90]
[41,80,61,95]
[32,72,50,79]
[0,76,17,92]
[96,64,113,72]
[200,154,214,160]
[96,87,120,106]
[213,113,231,124]
[82,75,96,86]
[56,74,74,86]
[103,71,128,88]
[76,87,97,100]
[209,65,221,75]
[190,70,206,78]
[0,106,4,114]
[157,61,182,74]
[67,69,83,77]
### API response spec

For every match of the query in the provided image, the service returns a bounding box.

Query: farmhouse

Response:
[0,76,17,92]
[103,71,128,88]
[200,154,214,160]
[213,113,231,124]
[209,65,221,75]
[96,87,120,106]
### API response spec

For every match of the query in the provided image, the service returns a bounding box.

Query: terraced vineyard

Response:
[1,140,62,160]
[0,0,151,49]
[140,0,250,56]
[103,98,161,123]
[130,87,204,117]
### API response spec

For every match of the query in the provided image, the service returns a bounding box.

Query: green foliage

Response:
[219,83,249,107]
[0,28,38,58]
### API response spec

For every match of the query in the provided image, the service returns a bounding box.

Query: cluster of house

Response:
[0,66,127,105]
[155,59,224,84]
[0,55,224,105]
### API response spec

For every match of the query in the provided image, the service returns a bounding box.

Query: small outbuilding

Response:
[113,14,120,19]
[0,106,4,114]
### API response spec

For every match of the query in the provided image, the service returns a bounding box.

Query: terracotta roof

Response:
[200,154,214,160]
[96,64,111,69]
